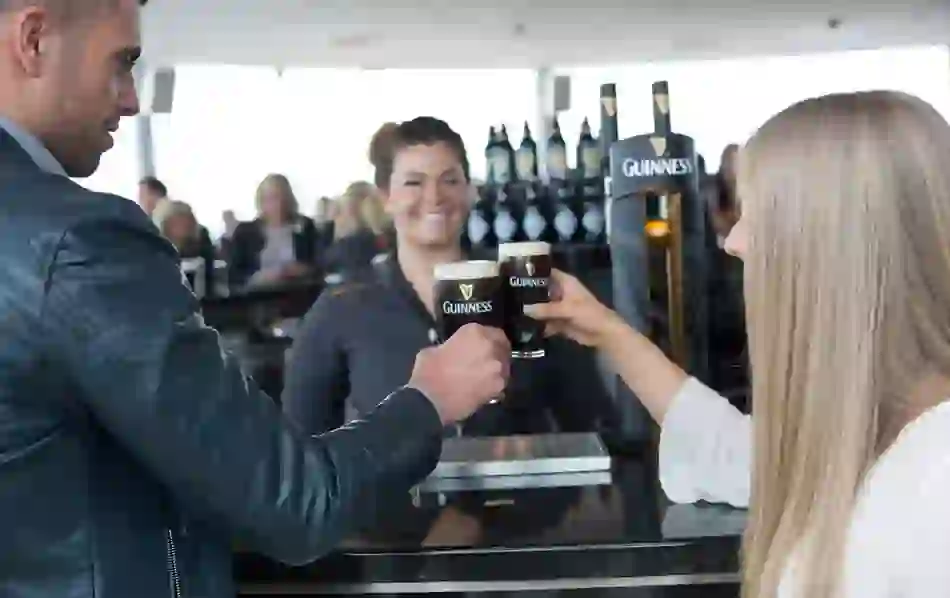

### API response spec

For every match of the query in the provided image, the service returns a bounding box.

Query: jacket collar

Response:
[0,116,67,176]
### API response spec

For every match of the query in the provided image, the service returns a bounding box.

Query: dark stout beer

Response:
[498,241,551,358]
[433,260,505,341]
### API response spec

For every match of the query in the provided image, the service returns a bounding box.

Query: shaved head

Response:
[0,0,144,176]
[0,0,147,18]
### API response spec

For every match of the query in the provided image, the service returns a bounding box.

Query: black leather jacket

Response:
[0,131,444,598]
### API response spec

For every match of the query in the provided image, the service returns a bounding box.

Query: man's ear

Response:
[10,7,53,78]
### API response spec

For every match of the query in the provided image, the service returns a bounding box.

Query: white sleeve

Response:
[658,377,751,508]
[891,438,950,596]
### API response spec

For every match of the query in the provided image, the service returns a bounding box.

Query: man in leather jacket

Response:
[0,2,511,597]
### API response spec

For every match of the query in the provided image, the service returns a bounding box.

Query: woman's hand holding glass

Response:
[524,269,688,424]
[522,269,626,349]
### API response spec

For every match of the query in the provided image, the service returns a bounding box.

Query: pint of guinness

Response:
[498,241,551,359]
[433,260,505,341]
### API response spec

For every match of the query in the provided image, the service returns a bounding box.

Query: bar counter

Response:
[236,455,745,596]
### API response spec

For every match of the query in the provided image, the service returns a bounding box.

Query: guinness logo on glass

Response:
[654,93,670,115]
[526,260,536,277]
[650,136,666,156]
[459,283,474,301]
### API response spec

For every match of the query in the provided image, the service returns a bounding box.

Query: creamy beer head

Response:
[433,260,504,342]
[499,242,552,359]
[433,260,499,282]
[497,241,551,260]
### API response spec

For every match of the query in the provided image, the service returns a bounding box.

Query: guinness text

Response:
[621,157,693,178]
[442,300,494,315]
[508,277,549,288]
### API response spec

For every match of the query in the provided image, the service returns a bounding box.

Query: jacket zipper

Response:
[165,528,182,598]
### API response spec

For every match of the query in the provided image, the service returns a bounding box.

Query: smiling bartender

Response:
[283,118,615,437]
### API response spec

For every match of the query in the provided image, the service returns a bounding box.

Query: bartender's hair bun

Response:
[370,117,470,190]
[369,122,399,170]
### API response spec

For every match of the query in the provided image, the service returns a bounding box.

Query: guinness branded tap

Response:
[600,83,619,243]
[609,80,708,383]
[600,83,619,159]
[433,260,505,341]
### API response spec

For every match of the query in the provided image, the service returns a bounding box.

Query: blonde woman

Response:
[527,91,950,598]
[229,173,318,288]
[322,181,392,275]
[154,200,215,295]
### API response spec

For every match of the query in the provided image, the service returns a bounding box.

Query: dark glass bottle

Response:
[492,187,519,244]
[546,116,568,182]
[467,186,496,249]
[485,126,499,186]
[515,121,539,182]
[576,118,601,181]
[520,184,549,242]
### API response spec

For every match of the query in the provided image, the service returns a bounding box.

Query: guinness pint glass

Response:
[498,241,551,358]
[433,260,505,341]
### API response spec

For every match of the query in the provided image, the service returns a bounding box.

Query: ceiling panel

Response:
[139,0,950,68]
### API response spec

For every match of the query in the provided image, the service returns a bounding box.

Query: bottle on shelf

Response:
[492,186,520,245]
[515,121,539,182]
[553,188,579,245]
[485,126,498,186]
[576,118,601,181]
[546,116,568,183]
[575,116,606,245]
[520,184,550,243]
[498,125,516,185]
[466,186,496,250]
[485,125,512,186]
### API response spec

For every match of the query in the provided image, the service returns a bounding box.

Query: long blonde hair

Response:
[155,199,199,249]
[254,173,299,221]
[334,181,388,240]
[740,91,950,598]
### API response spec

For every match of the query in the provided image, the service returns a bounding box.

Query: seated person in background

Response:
[137,175,169,226]
[155,200,215,296]
[526,91,950,597]
[701,144,748,408]
[709,143,740,248]
[283,117,616,438]
[313,195,337,251]
[229,173,319,289]
[321,181,392,278]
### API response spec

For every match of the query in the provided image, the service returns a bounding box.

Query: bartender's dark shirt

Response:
[282,254,615,437]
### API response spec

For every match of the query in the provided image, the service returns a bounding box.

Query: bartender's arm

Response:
[40,200,510,564]
[283,291,351,434]
[526,270,750,508]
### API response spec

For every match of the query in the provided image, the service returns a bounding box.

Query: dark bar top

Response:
[201,280,323,334]
[236,457,745,595]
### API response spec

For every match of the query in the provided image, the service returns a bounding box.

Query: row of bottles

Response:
[485,118,602,186]
[464,180,607,249]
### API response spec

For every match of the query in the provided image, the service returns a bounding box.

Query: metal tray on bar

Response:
[430,433,611,479]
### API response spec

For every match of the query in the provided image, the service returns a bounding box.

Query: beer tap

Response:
[608,80,709,384]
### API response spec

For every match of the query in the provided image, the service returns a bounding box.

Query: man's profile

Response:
[0,2,510,597]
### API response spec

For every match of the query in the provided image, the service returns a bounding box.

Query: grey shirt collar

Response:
[0,116,67,176]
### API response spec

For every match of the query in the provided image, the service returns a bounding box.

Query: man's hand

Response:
[408,324,511,425]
